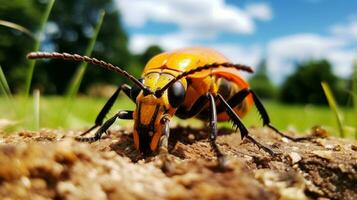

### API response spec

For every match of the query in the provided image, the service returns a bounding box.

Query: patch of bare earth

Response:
[0,127,356,200]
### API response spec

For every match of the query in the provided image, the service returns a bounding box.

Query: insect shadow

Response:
[108,126,235,162]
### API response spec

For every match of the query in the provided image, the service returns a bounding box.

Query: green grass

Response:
[353,63,357,139]
[242,101,355,137]
[0,65,12,100]
[0,96,355,138]
[0,95,134,132]
[0,4,109,133]
[0,19,35,40]
[321,82,345,137]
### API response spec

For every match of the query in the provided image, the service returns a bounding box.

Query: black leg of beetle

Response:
[217,94,249,139]
[249,90,313,141]
[175,94,209,119]
[80,84,132,136]
[76,110,133,142]
[245,135,275,156]
[207,93,226,169]
[218,88,312,141]
[217,94,275,156]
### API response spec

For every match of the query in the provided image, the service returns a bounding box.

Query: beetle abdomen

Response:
[175,76,253,121]
[196,77,252,121]
[216,77,252,121]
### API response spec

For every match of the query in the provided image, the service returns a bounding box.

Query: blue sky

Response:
[115,0,357,83]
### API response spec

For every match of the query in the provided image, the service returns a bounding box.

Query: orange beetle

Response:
[27,47,309,167]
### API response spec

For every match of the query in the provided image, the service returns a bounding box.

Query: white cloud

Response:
[117,0,356,83]
[117,0,272,34]
[117,0,273,53]
[245,3,273,21]
[207,44,262,67]
[129,32,192,54]
[330,19,357,40]
[326,49,357,77]
[268,34,346,59]
[267,33,355,83]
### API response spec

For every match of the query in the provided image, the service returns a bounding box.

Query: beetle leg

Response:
[207,93,226,169]
[175,94,209,119]
[249,91,314,141]
[159,115,170,154]
[245,135,276,156]
[218,88,313,141]
[216,94,275,156]
[80,84,132,136]
[158,115,174,172]
[75,110,133,142]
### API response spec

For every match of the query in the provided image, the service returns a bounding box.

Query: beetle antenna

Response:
[27,52,153,94]
[155,62,254,97]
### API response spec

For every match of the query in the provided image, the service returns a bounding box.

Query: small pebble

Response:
[332,145,341,151]
[281,137,289,143]
[57,181,77,195]
[20,176,31,188]
[188,134,195,142]
[312,150,333,160]
[288,152,302,164]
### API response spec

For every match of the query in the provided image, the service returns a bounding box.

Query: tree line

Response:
[0,0,162,94]
[249,59,355,105]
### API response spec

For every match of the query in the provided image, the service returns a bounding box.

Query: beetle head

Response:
[132,72,187,155]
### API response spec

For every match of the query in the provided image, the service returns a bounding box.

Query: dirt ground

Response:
[0,126,356,200]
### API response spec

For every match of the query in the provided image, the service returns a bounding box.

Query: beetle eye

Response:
[168,81,186,108]
[130,78,143,100]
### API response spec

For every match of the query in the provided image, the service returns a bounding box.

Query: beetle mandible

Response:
[27,47,310,167]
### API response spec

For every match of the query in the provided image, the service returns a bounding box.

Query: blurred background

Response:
[0,0,356,136]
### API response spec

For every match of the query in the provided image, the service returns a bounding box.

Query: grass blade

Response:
[321,82,345,138]
[0,65,12,99]
[65,10,105,99]
[352,60,357,139]
[33,89,40,130]
[24,0,55,97]
[0,65,17,121]
[0,20,35,39]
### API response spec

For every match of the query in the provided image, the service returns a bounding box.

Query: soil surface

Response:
[0,126,356,200]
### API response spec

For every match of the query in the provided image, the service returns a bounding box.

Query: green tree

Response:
[0,0,47,93]
[140,45,163,65]
[36,0,131,94]
[129,45,164,78]
[280,59,346,104]
[249,59,277,99]
[0,0,131,94]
